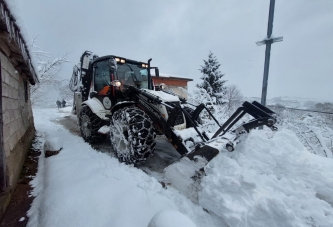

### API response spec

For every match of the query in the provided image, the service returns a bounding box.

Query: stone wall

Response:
[1,52,35,189]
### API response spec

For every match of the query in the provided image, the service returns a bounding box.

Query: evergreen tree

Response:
[197,51,227,104]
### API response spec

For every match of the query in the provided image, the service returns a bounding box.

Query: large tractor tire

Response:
[79,105,107,143]
[110,106,156,164]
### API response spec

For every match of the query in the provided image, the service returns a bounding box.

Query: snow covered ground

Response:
[27,107,333,227]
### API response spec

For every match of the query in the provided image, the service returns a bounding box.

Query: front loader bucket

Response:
[164,101,278,202]
[164,141,229,202]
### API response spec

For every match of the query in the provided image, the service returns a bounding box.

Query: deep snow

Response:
[27,107,225,227]
[27,107,333,227]
[200,130,333,227]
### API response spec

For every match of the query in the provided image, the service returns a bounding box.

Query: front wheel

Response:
[110,107,156,164]
[79,106,107,143]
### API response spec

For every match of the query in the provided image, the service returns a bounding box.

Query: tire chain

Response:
[111,107,156,164]
[79,106,106,143]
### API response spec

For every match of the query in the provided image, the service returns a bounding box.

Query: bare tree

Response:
[314,102,333,126]
[224,85,243,116]
[30,37,69,105]
[57,79,74,101]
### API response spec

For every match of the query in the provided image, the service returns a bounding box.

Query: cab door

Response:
[92,60,113,109]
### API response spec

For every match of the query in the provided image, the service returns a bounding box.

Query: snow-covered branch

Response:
[29,37,70,105]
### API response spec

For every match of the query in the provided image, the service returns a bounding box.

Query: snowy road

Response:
[53,112,181,182]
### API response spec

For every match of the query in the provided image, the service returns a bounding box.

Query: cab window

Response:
[94,60,110,93]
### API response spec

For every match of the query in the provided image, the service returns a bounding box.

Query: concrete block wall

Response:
[1,52,35,188]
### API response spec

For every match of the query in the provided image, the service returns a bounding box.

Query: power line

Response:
[268,105,333,115]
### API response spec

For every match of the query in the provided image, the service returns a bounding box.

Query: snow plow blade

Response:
[165,101,278,202]
[164,141,229,202]
[164,145,220,201]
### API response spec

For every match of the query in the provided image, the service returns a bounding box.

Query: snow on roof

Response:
[150,70,193,81]
[0,0,38,84]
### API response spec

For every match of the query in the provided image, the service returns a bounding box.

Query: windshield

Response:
[115,63,148,89]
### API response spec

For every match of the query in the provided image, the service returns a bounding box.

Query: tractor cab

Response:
[88,55,157,109]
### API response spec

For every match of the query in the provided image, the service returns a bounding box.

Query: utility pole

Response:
[256,0,283,107]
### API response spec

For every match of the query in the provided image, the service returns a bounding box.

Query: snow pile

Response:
[43,132,63,152]
[97,125,110,134]
[199,129,333,227]
[164,156,205,203]
[283,113,333,158]
[147,210,196,227]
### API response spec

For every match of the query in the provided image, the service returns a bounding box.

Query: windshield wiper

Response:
[125,63,133,71]
[125,64,138,81]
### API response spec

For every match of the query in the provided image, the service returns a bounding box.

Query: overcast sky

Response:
[12,0,333,101]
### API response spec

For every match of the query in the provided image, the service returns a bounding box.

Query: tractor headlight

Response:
[111,80,121,87]
[115,58,126,63]
[159,83,166,90]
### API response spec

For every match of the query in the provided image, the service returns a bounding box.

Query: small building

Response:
[152,73,193,99]
[0,0,38,218]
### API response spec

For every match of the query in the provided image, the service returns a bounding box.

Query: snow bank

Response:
[199,129,333,227]
[148,210,196,227]
[43,133,63,151]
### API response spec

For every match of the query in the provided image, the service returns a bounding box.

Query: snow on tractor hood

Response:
[142,89,180,102]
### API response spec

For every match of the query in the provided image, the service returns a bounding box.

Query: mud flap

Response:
[164,145,219,203]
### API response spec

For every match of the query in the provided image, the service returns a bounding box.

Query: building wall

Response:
[152,77,190,99]
[0,52,35,189]
[167,86,188,99]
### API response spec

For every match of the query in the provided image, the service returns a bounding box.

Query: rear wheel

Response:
[110,106,156,164]
[79,106,107,143]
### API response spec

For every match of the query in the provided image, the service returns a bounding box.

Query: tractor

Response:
[69,51,278,193]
